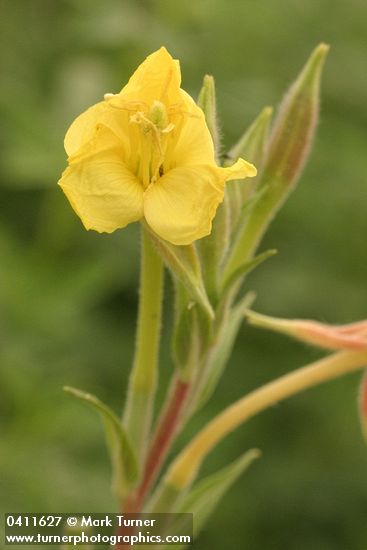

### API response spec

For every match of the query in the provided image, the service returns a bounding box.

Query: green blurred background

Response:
[1,1,367,549]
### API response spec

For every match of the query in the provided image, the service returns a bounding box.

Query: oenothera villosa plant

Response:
[58,45,367,547]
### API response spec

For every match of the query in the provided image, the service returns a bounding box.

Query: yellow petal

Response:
[116,47,181,107]
[65,101,105,157]
[58,146,144,233]
[218,157,257,181]
[64,101,131,158]
[143,165,225,245]
[164,89,216,170]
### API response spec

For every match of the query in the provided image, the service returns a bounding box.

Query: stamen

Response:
[108,100,149,113]
[128,100,175,186]
[168,103,201,119]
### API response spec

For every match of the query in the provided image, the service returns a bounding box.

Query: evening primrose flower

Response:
[58,47,256,245]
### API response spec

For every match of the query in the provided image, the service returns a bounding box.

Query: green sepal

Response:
[64,386,138,498]
[148,230,214,319]
[170,449,261,548]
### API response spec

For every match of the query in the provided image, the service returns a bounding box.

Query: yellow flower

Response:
[58,47,256,245]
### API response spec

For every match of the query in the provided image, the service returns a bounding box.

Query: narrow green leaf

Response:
[64,386,138,497]
[225,106,273,234]
[220,184,269,291]
[172,301,212,381]
[170,449,261,548]
[222,249,277,297]
[239,182,270,220]
[197,197,231,306]
[226,106,273,170]
[189,293,255,414]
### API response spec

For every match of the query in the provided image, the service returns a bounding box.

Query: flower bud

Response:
[246,310,367,351]
[222,45,329,285]
[265,43,329,186]
[197,75,220,158]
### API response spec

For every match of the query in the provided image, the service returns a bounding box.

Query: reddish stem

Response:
[115,377,190,547]
[126,377,190,510]
[136,377,190,509]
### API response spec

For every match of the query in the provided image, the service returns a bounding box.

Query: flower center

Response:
[130,101,175,189]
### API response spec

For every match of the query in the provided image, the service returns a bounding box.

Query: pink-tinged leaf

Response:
[337,320,367,335]
[246,311,367,351]
[295,321,367,351]
[358,370,367,443]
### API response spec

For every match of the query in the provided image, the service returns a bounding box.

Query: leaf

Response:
[166,449,261,549]
[172,301,212,380]
[222,248,277,297]
[64,386,138,498]
[148,230,214,319]
[197,197,231,306]
[190,292,256,413]
[226,106,273,171]
[220,184,269,289]
[225,106,273,233]
[239,182,270,220]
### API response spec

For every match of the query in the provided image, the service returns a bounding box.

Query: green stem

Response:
[123,227,164,462]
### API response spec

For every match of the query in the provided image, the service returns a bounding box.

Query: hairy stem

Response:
[123,227,164,463]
